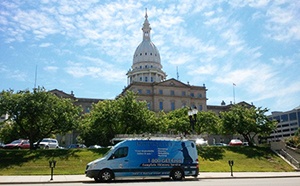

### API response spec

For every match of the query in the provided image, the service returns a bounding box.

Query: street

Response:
[6,177,300,186]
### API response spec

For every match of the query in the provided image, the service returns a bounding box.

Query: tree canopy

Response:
[158,107,221,136]
[80,91,159,146]
[195,111,221,135]
[1,88,276,148]
[220,105,276,146]
[0,87,82,149]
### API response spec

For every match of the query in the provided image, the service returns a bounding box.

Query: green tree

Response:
[220,105,276,146]
[161,107,190,135]
[157,108,221,136]
[80,91,159,146]
[0,87,82,149]
[286,128,300,148]
[195,111,221,135]
[117,91,159,133]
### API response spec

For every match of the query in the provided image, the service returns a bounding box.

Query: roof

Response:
[132,10,161,65]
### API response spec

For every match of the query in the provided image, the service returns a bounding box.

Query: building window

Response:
[198,93,202,98]
[291,122,298,126]
[140,77,142,81]
[190,93,195,97]
[274,116,280,122]
[138,89,142,94]
[145,52,147,55]
[159,89,163,95]
[140,66,142,69]
[171,101,175,111]
[145,65,148,68]
[145,77,148,82]
[151,77,154,82]
[170,90,175,96]
[198,105,203,111]
[146,89,151,94]
[147,102,151,110]
[281,114,288,122]
[289,112,297,121]
[182,91,186,96]
[159,101,163,110]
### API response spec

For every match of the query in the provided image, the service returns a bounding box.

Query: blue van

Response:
[85,139,199,182]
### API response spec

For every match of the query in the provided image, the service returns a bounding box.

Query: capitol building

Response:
[121,11,207,113]
[50,12,300,146]
[52,11,214,113]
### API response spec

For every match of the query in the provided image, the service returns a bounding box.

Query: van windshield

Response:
[103,141,123,158]
[103,146,115,158]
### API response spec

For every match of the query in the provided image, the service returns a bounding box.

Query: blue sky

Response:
[1,0,299,113]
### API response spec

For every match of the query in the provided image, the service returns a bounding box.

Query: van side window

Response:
[112,147,128,159]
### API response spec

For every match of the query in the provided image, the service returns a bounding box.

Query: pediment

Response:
[49,89,75,99]
[155,78,189,88]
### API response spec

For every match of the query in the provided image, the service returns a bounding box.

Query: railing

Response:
[112,133,206,143]
[278,149,300,169]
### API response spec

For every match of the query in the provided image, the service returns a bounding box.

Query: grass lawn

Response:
[0,146,294,175]
[198,146,294,172]
[0,148,109,175]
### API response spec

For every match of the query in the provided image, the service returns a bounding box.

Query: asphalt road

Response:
[5,177,300,186]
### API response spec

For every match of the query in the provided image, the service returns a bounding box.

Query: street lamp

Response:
[188,106,198,133]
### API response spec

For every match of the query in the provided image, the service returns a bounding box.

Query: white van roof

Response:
[112,134,203,144]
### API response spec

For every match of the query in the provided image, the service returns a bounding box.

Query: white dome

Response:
[133,40,161,64]
[127,10,166,85]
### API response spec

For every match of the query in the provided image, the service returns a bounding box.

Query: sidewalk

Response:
[0,172,300,184]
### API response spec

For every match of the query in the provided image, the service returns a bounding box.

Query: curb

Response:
[1,175,300,184]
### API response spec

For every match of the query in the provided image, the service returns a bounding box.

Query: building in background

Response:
[122,11,207,112]
[0,114,9,123]
[49,89,103,147]
[268,106,300,142]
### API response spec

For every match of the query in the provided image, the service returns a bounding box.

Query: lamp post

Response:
[188,106,198,134]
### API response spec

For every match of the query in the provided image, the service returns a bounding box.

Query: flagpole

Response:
[34,65,37,89]
[233,83,236,104]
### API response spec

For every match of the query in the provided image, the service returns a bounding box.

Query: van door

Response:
[108,146,130,177]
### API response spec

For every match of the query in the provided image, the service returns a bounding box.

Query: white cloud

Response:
[10,70,28,81]
[65,61,126,82]
[44,66,58,73]
[188,64,217,75]
[248,0,270,8]
[0,0,299,112]
[39,43,52,47]
[167,53,195,65]
[265,1,300,41]
[204,17,225,27]
[271,56,294,67]
[204,11,215,17]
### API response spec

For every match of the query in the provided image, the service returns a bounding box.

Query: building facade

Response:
[49,89,103,147]
[268,106,300,142]
[123,11,207,112]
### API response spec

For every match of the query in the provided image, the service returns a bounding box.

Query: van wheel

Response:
[171,168,184,181]
[99,169,113,182]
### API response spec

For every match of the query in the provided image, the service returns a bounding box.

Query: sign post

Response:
[228,160,234,177]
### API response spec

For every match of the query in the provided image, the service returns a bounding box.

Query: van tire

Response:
[171,168,184,181]
[98,169,113,182]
